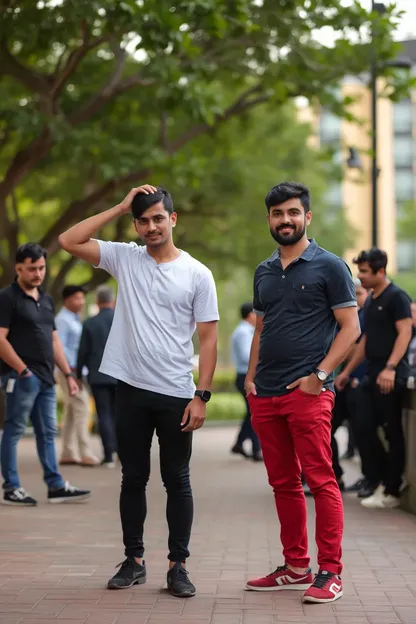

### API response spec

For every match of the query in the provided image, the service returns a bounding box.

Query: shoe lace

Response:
[63,481,76,493]
[13,487,30,500]
[267,565,287,577]
[312,571,334,588]
[115,557,136,571]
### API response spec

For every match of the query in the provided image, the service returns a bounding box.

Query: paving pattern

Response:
[1,426,416,624]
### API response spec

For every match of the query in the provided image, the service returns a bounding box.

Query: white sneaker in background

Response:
[380,494,400,508]
[361,485,384,508]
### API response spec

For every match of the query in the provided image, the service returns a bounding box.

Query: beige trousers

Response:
[56,370,94,461]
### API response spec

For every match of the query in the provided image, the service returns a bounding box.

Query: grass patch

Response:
[206,392,245,421]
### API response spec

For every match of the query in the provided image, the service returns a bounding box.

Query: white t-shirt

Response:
[95,240,219,398]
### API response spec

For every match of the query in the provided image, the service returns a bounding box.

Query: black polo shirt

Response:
[363,282,412,381]
[0,281,56,386]
[253,239,356,396]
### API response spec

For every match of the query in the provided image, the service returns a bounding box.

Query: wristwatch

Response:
[195,389,211,403]
[65,372,77,379]
[385,363,396,371]
[19,367,30,377]
[314,368,329,382]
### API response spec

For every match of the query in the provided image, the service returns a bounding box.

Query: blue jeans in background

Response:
[0,373,65,491]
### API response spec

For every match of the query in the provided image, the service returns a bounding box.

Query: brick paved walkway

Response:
[1,426,416,624]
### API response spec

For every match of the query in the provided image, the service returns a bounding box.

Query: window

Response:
[394,136,414,168]
[393,100,413,134]
[319,111,341,144]
[395,169,414,202]
[397,240,416,271]
[324,183,343,208]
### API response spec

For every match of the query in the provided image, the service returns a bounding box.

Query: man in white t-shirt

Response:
[58,184,219,598]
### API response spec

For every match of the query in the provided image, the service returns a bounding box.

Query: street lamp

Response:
[370,0,412,248]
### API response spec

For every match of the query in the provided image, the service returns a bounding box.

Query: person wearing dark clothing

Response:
[336,248,413,509]
[331,281,368,489]
[230,302,262,461]
[77,285,118,467]
[0,243,90,506]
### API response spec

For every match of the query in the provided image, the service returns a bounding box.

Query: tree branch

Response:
[0,41,51,95]
[68,71,155,127]
[39,167,151,254]
[169,84,270,152]
[48,254,79,301]
[51,25,110,99]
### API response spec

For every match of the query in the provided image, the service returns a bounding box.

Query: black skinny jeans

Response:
[115,382,193,562]
[91,384,117,463]
[354,376,406,497]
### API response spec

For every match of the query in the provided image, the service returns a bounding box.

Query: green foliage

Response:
[194,367,236,392]
[397,202,416,241]
[0,0,409,296]
[394,273,416,300]
[206,392,245,421]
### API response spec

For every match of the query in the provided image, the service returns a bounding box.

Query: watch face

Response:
[317,371,327,382]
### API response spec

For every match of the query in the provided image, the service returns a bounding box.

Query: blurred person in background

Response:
[55,285,99,467]
[336,249,413,509]
[77,285,118,468]
[408,301,416,383]
[0,243,91,506]
[230,302,262,461]
[331,278,368,493]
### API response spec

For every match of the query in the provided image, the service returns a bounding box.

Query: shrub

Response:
[206,392,245,421]
[194,368,236,393]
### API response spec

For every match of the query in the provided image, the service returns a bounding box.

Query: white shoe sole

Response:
[48,493,91,504]
[303,590,343,603]
[246,583,311,591]
[1,499,37,506]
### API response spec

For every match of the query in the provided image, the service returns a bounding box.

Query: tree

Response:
[0,0,408,294]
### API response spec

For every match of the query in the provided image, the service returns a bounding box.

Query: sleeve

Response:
[233,329,253,370]
[94,240,129,278]
[326,258,357,310]
[253,268,264,316]
[193,269,220,323]
[55,314,71,363]
[389,291,412,323]
[76,323,91,380]
[0,292,14,329]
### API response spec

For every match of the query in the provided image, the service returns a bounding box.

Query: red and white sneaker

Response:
[246,565,313,592]
[302,570,343,603]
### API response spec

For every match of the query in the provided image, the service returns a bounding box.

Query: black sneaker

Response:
[48,481,91,503]
[167,562,196,598]
[231,444,249,458]
[107,557,147,589]
[2,487,37,506]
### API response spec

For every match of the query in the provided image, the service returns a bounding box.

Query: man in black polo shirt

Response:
[245,182,360,604]
[0,243,91,506]
[336,248,413,509]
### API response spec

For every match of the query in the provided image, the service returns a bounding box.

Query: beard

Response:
[270,222,306,246]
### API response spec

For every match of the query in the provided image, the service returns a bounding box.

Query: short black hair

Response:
[265,182,310,213]
[353,248,388,274]
[15,243,47,264]
[131,186,173,219]
[240,302,253,319]
[62,285,86,300]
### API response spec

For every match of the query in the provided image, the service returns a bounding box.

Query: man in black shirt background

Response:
[336,248,413,509]
[0,243,91,506]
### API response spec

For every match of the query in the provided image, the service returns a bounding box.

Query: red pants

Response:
[248,388,343,575]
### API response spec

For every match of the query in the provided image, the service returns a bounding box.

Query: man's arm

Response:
[335,335,366,390]
[58,185,157,264]
[245,314,263,396]
[55,314,71,366]
[76,324,91,381]
[0,328,27,375]
[181,321,218,432]
[376,317,413,394]
[318,306,361,375]
[52,331,73,375]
